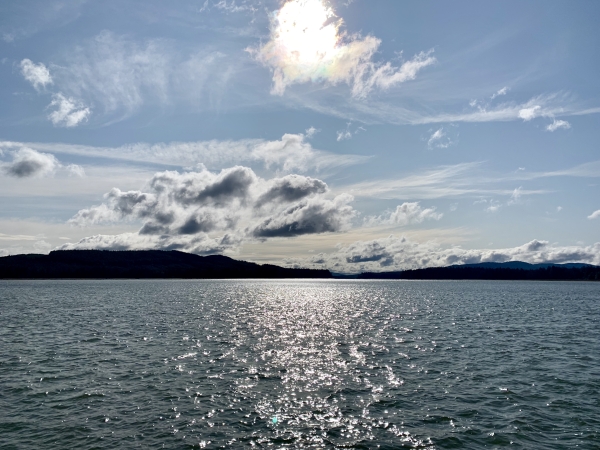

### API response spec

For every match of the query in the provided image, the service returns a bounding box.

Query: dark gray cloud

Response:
[256,175,327,208]
[252,194,354,238]
[150,166,256,206]
[3,148,58,178]
[66,166,356,254]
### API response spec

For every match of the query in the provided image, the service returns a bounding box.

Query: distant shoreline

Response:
[1,250,598,281]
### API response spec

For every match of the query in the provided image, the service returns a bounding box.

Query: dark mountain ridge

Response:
[0,250,331,279]
[359,261,600,281]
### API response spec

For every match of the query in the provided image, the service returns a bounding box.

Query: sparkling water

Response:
[1,280,598,448]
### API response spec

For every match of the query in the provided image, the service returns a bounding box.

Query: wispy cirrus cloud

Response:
[0,133,370,174]
[546,119,571,132]
[427,126,457,149]
[336,123,365,141]
[17,31,236,125]
[490,86,508,100]
[249,0,435,98]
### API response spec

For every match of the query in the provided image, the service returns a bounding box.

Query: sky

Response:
[1,0,599,273]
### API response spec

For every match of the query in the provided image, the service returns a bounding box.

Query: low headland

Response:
[0,250,599,280]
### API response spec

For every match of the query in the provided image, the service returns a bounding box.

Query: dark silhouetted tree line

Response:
[0,250,331,279]
[359,265,600,281]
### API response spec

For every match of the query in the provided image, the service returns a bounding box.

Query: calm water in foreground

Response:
[0,280,598,449]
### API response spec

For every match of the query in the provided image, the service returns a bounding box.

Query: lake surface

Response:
[0,280,598,449]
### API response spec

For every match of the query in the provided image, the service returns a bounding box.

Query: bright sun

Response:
[273,0,342,67]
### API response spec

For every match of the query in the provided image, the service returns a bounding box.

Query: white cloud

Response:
[250,0,435,97]
[213,0,257,13]
[66,164,86,177]
[507,186,523,205]
[427,127,455,149]
[337,129,353,141]
[336,123,365,141]
[518,105,542,121]
[41,31,232,122]
[292,236,600,273]
[20,59,53,90]
[588,210,600,220]
[48,93,91,127]
[0,133,369,173]
[64,166,356,254]
[0,147,85,180]
[491,86,508,100]
[546,119,571,132]
[366,202,442,226]
[305,126,319,138]
[485,201,501,213]
[58,232,239,256]
[341,162,545,200]
[2,148,59,178]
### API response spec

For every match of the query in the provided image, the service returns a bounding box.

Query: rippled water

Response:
[0,280,599,449]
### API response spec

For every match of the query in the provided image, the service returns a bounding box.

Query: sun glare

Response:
[273,0,342,72]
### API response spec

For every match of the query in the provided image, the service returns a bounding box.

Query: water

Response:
[0,280,598,449]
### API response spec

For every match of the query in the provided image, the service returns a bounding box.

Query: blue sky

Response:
[1,0,599,272]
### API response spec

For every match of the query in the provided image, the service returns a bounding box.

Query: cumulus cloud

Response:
[390,202,442,225]
[20,59,53,90]
[58,232,240,256]
[48,93,91,127]
[255,175,327,208]
[251,194,355,238]
[250,0,435,97]
[366,202,442,226]
[292,236,600,273]
[66,166,356,253]
[518,105,542,121]
[588,210,600,220]
[546,119,571,132]
[0,147,85,179]
[2,148,59,178]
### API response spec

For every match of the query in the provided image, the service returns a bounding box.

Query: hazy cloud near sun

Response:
[250,0,435,97]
